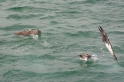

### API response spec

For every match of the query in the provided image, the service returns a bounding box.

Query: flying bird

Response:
[98,26,118,62]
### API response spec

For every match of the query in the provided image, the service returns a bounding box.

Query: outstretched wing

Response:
[98,26,118,62]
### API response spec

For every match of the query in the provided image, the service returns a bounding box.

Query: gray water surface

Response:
[0,0,124,82]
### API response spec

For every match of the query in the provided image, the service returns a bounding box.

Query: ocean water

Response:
[0,0,124,82]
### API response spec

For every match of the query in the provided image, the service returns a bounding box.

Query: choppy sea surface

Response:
[0,0,124,82]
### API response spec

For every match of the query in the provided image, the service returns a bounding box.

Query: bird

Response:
[98,26,118,62]
[79,53,98,61]
[14,29,41,39]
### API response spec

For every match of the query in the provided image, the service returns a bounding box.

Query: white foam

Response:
[91,55,98,61]
[30,34,39,40]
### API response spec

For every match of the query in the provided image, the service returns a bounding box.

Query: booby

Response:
[98,26,118,62]
[14,29,41,39]
[79,53,98,61]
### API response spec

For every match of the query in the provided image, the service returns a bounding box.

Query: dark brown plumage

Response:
[14,29,41,36]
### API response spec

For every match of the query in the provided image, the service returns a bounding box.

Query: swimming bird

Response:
[79,53,98,61]
[14,29,41,39]
[98,26,118,62]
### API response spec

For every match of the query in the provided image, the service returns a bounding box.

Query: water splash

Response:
[43,40,49,47]
[91,54,98,61]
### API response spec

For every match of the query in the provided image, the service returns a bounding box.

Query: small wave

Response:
[7,6,56,13]
[0,24,35,31]
[7,14,42,20]
[110,31,124,35]
[64,31,98,38]
[7,6,35,12]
